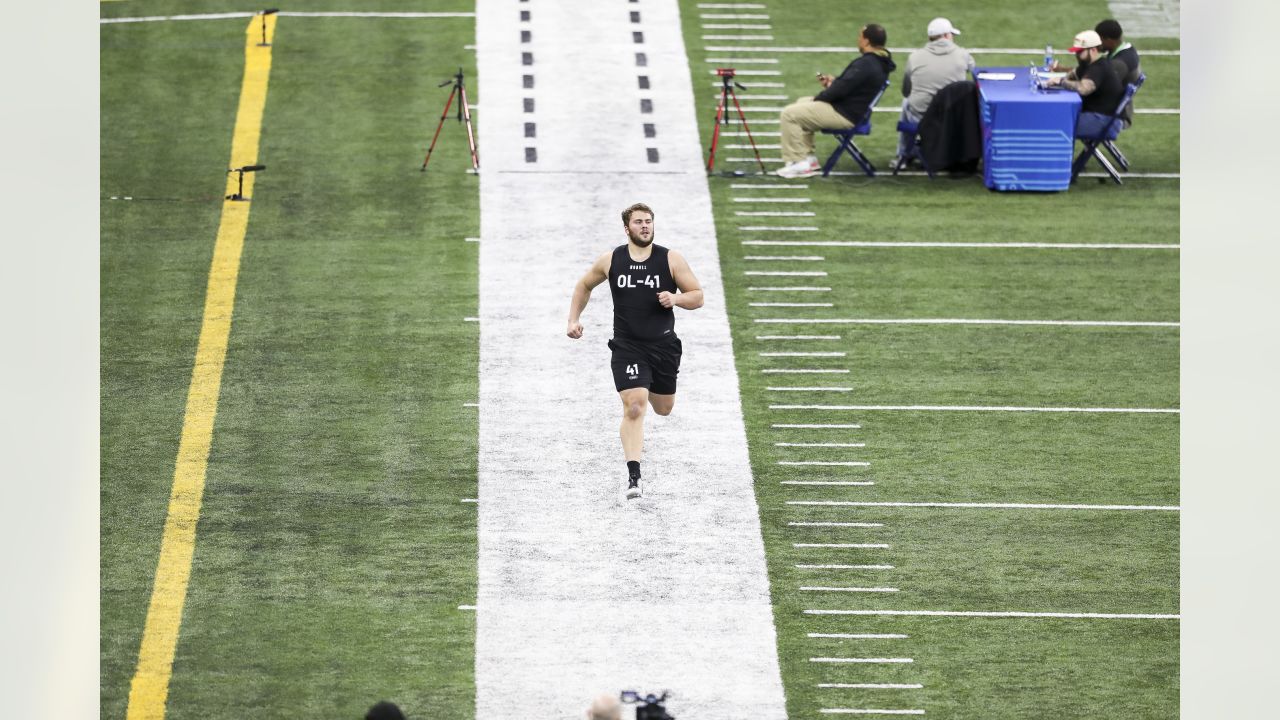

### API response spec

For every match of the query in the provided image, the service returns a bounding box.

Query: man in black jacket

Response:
[1095,19,1141,126]
[776,23,895,178]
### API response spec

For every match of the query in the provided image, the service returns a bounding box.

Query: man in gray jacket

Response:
[894,17,975,169]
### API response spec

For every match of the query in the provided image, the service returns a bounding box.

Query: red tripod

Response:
[706,68,766,174]
[421,68,479,172]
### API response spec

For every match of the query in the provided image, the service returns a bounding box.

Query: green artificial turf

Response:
[680,0,1179,717]
[101,10,480,720]
[102,2,1177,718]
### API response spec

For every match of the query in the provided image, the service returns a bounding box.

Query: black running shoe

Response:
[625,477,642,499]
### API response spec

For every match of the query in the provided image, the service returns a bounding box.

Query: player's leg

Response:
[648,393,675,416]
[611,345,653,499]
[618,386,649,461]
[619,386,649,499]
[647,338,681,417]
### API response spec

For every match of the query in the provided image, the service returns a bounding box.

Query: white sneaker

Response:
[626,477,642,499]
[775,159,818,179]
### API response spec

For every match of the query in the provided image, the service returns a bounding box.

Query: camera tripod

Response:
[421,68,479,172]
[705,68,766,174]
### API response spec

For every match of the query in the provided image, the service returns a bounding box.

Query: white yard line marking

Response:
[700,14,772,20]
[463,402,480,407]
[807,609,1180,620]
[748,287,832,292]
[782,481,875,486]
[749,303,835,307]
[733,197,812,202]
[774,423,860,428]
[704,44,1180,55]
[729,182,799,187]
[727,143,781,148]
[786,501,1180,511]
[808,634,904,639]
[737,211,818,216]
[702,34,775,40]
[465,316,481,322]
[101,11,477,23]
[769,404,1179,413]
[697,2,768,7]
[458,605,478,610]
[744,255,825,259]
[465,236,481,242]
[819,710,925,716]
[790,522,882,527]
[701,25,773,31]
[760,351,845,356]
[780,461,870,467]
[762,369,851,374]
[708,69,781,75]
[797,564,893,569]
[753,317,1178,328]
[279,11,476,17]
[756,335,841,340]
[476,2,786,717]
[742,240,1179,249]
[746,270,828,276]
[795,543,888,549]
[1082,171,1179,178]
[767,387,853,392]
[802,587,900,592]
[461,498,479,503]
[776,442,865,447]
[810,657,913,664]
[818,683,922,689]
[101,12,255,22]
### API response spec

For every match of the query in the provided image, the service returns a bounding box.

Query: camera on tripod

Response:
[714,67,736,78]
[620,690,675,720]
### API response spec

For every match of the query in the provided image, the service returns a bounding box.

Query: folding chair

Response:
[819,79,890,177]
[891,119,935,178]
[1101,74,1144,172]
[1070,73,1145,185]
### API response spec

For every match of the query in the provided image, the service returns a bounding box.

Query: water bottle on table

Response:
[1044,45,1053,71]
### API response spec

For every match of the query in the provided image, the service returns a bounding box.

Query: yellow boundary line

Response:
[125,15,276,720]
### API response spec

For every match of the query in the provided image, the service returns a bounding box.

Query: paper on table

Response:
[977,72,1016,80]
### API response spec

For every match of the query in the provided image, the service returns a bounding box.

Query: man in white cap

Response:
[1047,29,1125,136]
[893,17,975,170]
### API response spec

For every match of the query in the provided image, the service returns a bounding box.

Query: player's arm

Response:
[658,250,704,310]
[567,252,611,338]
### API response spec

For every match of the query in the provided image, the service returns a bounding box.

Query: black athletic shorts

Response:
[608,336,682,394]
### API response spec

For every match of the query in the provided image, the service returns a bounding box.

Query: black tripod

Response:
[421,68,479,172]
[706,68,766,174]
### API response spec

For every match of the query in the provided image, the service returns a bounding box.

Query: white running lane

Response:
[475,2,786,718]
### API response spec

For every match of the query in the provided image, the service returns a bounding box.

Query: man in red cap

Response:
[1047,29,1124,137]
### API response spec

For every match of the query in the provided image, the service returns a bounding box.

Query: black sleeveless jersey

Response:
[607,243,677,343]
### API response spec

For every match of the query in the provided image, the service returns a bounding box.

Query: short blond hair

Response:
[622,202,654,225]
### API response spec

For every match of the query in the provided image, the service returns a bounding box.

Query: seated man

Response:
[1095,18,1141,126]
[1047,29,1124,137]
[775,23,895,179]
[895,17,975,168]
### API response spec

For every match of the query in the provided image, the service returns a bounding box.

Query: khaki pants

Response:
[779,97,854,163]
